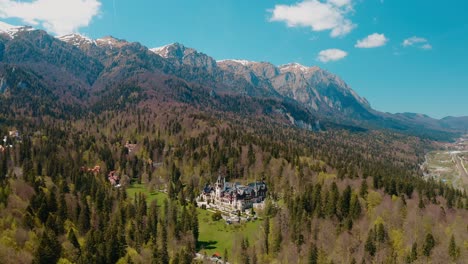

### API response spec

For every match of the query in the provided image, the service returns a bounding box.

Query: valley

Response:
[0,22,467,264]
[422,135,468,191]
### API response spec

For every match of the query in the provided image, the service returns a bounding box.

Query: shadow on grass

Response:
[197,240,218,251]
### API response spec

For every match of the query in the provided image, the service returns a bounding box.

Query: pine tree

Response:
[34,229,62,264]
[68,229,81,251]
[263,217,270,255]
[48,189,58,213]
[406,242,417,263]
[78,199,91,234]
[418,196,425,209]
[37,203,49,223]
[312,183,322,217]
[350,193,361,220]
[376,223,386,243]
[448,234,460,261]
[181,246,193,264]
[340,185,352,219]
[360,179,368,198]
[446,191,454,208]
[248,144,255,166]
[57,193,68,221]
[191,205,199,246]
[146,203,158,242]
[308,243,318,264]
[45,214,58,234]
[388,179,397,196]
[0,153,6,181]
[270,218,282,255]
[105,223,122,263]
[365,230,376,257]
[422,233,435,257]
[373,175,380,189]
[325,183,339,217]
[160,221,169,264]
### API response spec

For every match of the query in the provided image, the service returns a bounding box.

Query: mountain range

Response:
[0,22,466,140]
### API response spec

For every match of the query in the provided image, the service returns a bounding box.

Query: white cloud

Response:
[327,0,352,7]
[402,36,432,50]
[355,33,388,48]
[269,0,356,38]
[402,36,427,47]
[317,49,348,62]
[421,44,432,50]
[0,0,101,35]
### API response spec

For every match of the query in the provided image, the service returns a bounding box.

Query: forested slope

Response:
[0,102,466,263]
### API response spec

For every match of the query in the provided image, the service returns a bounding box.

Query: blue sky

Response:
[0,0,467,118]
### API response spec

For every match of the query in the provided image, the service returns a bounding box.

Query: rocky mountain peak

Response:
[151,43,216,70]
[96,36,128,49]
[0,21,34,39]
[150,43,203,61]
[217,59,256,67]
[279,63,319,74]
[58,33,95,47]
[217,58,370,113]
[0,27,463,137]
[150,43,187,59]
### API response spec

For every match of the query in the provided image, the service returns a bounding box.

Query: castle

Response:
[201,176,267,211]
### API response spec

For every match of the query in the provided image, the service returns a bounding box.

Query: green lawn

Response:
[126,183,168,205]
[126,183,262,257]
[197,209,261,256]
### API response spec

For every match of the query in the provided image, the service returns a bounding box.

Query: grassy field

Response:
[424,151,468,191]
[126,183,168,205]
[197,209,261,256]
[126,183,262,257]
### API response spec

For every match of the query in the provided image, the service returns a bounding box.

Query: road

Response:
[452,154,468,185]
[458,156,468,176]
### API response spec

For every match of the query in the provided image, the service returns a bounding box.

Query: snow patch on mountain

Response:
[95,36,127,49]
[217,59,256,66]
[279,63,318,73]
[150,44,175,58]
[58,33,95,46]
[0,21,33,39]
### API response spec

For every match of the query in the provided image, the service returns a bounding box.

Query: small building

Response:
[124,141,137,153]
[81,165,101,174]
[108,171,120,186]
[8,130,19,138]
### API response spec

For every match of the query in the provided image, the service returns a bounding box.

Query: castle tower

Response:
[215,175,223,198]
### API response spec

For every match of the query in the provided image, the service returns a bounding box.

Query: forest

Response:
[0,98,467,264]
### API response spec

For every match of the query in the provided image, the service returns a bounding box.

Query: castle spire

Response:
[255,175,257,195]
[217,174,222,186]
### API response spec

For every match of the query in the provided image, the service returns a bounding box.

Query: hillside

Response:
[0,99,467,263]
[0,25,465,140]
[0,24,467,264]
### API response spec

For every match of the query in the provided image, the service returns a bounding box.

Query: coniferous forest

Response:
[0,101,467,264]
[0,26,467,264]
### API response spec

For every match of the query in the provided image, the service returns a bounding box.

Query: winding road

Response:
[452,154,468,185]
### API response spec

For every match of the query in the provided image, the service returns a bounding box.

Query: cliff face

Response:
[0,24,464,138]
